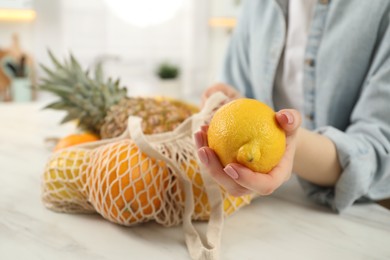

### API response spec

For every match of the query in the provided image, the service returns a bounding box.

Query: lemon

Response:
[43,150,90,200]
[208,98,286,173]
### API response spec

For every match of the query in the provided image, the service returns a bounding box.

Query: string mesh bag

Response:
[42,148,95,213]
[42,137,173,225]
[41,92,255,260]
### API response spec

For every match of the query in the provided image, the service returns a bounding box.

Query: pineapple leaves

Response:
[38,50,129,134]
[48,50,65,71]
[94,62,104,84]
[44,101,69,110]
[40,84,73,98]
[60,113,79,124]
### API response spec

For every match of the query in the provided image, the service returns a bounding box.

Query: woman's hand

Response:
[194,109,301,196]
[201,83,241,107]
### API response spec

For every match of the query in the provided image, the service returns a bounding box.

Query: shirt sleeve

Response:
[298,14,390,212]
[218,0,255,98]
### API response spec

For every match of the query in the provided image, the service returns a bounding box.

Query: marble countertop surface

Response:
[1,102,390,260]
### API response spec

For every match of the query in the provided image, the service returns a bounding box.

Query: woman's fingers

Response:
[275,109,302,137]
[223,163,286,195]
[201,125,209,133]
[195,129,251,197]
[201,83,241,107]
[194,130,208,149]
[197,147,251,197]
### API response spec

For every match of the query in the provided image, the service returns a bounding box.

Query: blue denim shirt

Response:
[220,0,390,212]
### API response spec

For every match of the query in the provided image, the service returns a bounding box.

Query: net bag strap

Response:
[129,92,229,260]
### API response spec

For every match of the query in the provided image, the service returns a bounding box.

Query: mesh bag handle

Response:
[128,92,229,260]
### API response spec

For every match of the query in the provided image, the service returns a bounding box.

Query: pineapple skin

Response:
[39,51,198,139]
[100,97,198,138]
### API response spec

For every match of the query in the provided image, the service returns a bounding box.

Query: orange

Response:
[87,140,169,225]
[54,133,100,151]
[181,160,210,219]
[208,98,286,173]
[176,159,252,219]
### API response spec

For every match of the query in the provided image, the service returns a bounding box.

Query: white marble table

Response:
[1,102,390,260]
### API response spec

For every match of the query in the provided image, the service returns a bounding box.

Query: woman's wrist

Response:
[292,127,342,186]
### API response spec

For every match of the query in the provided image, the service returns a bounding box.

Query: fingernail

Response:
[198,148,209,165]
[282,111,294,125]
[224,165,239,180]
[201,125,209,132]
[194,132,203,148]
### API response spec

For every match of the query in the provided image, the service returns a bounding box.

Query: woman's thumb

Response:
[275,109,302,137]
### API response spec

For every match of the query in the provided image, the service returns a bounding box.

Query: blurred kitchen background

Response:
[0,0,241,104]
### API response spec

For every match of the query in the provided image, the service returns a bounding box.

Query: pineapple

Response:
[39,51,198,138]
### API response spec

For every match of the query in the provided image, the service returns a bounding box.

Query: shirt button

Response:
[305,58,315,67]
[306,113,314,121]
[320,0,329,5]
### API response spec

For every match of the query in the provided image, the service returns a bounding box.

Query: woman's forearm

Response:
[293,128,342,186]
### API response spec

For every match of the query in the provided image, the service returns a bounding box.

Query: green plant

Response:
[156,62,179,80]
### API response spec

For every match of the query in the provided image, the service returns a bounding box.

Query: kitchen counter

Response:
[1,102,390,260]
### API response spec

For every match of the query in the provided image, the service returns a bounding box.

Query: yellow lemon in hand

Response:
[208,98,286,173]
